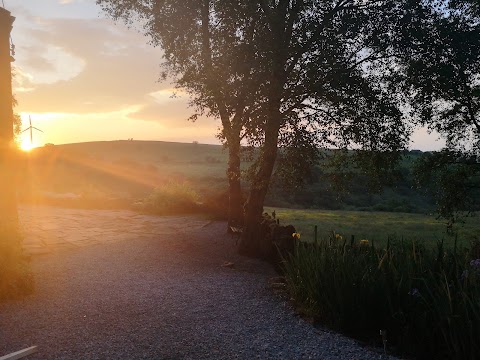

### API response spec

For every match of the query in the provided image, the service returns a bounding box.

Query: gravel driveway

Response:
[0,207,394,359]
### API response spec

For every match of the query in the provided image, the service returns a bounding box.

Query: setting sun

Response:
[20,138,36,152]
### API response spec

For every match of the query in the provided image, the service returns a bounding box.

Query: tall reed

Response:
[283,235,480,359]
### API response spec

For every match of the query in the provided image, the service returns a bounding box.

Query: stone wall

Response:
[257,212,297,265]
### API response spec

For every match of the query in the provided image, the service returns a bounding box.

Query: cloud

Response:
[15,17,166,113]
[11,2,220,145]
[12,66,36,93]
[129,101,198,128]
[16,43,85,84]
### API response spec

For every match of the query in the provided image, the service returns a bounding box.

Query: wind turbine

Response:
[21,115,43,144]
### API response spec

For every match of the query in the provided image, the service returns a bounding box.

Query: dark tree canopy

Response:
[395,0,480,224]
[399,0,480,156]
[98,1,272,229]
[98,0,411,152]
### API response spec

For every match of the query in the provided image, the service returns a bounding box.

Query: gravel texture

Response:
[0,221,396,359]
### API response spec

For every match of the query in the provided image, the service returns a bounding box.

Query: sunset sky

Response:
[8,0,445,150]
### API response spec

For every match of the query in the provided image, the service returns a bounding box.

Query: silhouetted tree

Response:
[97,0,266,230]
[400,0,480,155]
[0,7,17,223]
[399,0,480,223]
[236,1,412,255]
[98,1,429,257]
[414,150,479,228]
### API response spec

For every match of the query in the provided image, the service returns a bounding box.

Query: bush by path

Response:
[140,181,200,215]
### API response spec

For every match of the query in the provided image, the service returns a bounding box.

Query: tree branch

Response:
[200,0,232,136]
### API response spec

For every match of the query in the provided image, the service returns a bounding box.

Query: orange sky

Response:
[9,0,445,150]
[10,0,220,149]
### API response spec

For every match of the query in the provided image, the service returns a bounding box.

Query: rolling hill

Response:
[13,140,472,215]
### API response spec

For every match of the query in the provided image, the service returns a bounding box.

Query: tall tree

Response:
[237,1,410,255]
[97,0,265,230]
[401,0,480,155]
[98,1,414,256]
[0,6,33,302]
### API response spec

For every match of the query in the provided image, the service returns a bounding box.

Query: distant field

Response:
[52,140,231,179]
[17,140,232,200]
[266,207,479,248]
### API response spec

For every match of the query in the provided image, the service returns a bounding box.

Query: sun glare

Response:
[20,139,36,152]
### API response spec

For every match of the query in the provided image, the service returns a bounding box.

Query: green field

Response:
[16,141,231,200]
[18,141,436,212]
[267,207,480,248]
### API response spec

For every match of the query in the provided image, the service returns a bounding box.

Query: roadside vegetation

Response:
[282,234,480,359]
[140,181,199,215]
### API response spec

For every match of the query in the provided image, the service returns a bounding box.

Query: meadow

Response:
[15,140,231,206]
[17,140,428,209]
[267,207,479,248]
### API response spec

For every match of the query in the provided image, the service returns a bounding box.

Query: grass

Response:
[283,236,480,359]
[266,207,479,248]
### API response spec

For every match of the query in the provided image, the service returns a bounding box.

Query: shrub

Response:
[0,224,33,302]
[200,189,230,220]
[142,181,199,215]
[283,235,480,359]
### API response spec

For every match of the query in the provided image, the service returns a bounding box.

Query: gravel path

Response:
[1,213,394,359]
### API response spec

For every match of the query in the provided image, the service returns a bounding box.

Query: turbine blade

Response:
[32,127,43,132]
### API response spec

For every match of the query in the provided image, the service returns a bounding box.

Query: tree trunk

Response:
[227,137,243,230]
[239,105,282,256]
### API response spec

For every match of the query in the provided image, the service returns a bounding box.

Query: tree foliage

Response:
[414,150,480,227]
[400,0,480,154]
[13,94,21,138]
[234,1,413,254]
[398,0,480,223]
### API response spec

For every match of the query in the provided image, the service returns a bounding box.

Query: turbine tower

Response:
[22,115,42,143]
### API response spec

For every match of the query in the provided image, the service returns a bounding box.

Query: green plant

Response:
[283,234,480,359]
[142,181,199,215]
[0,224,33,302]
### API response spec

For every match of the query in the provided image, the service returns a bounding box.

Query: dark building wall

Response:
[0,7,15,146]
[0,7,16,223]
